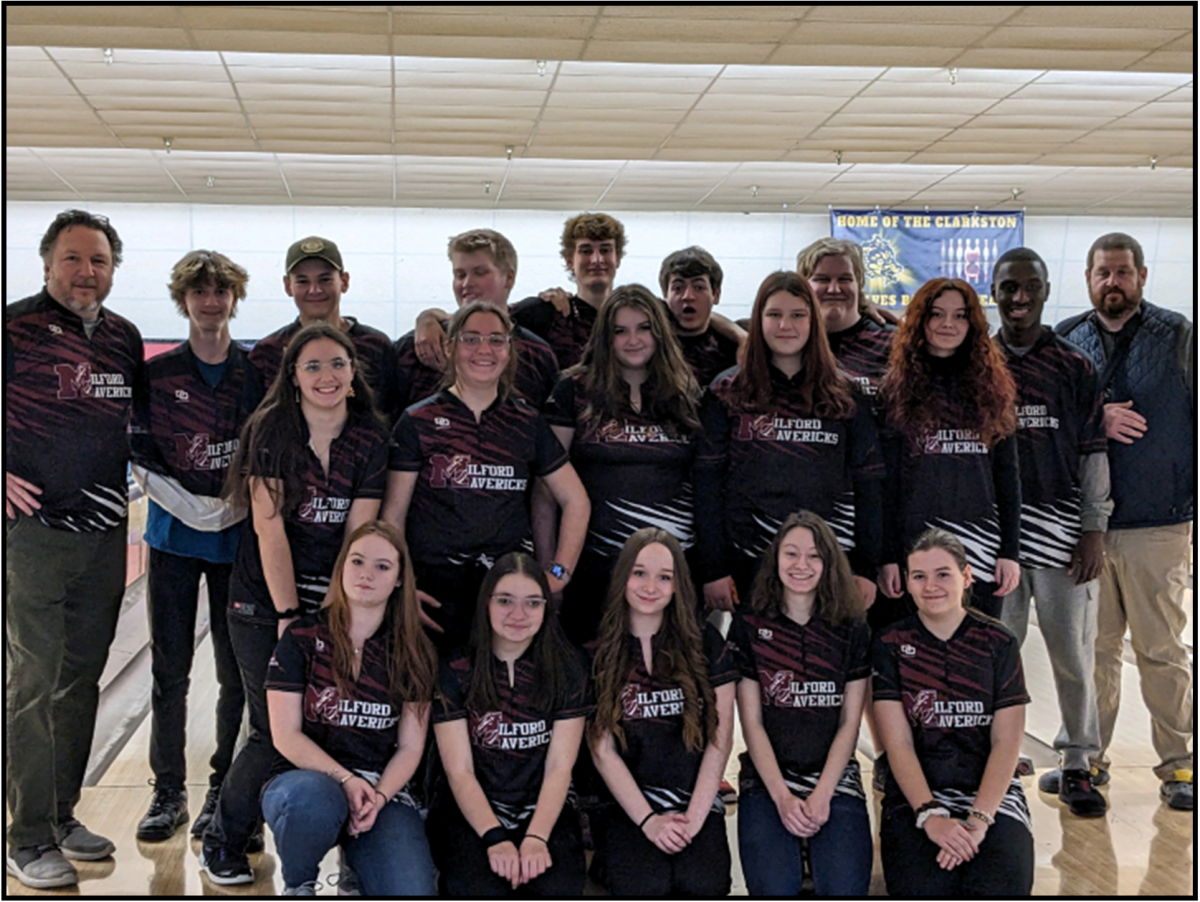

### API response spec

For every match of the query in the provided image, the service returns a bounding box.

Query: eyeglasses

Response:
[490,594,547,611]
[457,332,510,349]
[297,357,350,374]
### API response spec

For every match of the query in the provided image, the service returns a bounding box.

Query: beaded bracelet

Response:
[968,807,995,826]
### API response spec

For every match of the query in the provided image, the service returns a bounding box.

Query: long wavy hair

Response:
[441,301,520,399]
[324,521,437,708]
[880,278,1016,448]
[567,284,700,436]
[589,528,716,754]
[465,552,581,713]
[225,323,384,515]
[733,271,854,417]
[749,511,863,626]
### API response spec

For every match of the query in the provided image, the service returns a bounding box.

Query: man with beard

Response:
[1056,232,1194,811]
[5,210,144,888]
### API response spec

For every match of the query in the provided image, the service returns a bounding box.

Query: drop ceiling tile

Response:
[771,45,962,68]
[790,21,992,46]
[387,12,595,40]
[590,16,797,43]
[805,5,1019,25]
[192,29,391,55]
[953,48,1149,70]
[584,40,773,65]
[980,26,1184,50]
[1004,5,1193,29]
[389,36,585,60]
[1127,51,1197,72]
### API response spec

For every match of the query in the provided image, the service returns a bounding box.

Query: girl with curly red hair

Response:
[877,278,1020,621]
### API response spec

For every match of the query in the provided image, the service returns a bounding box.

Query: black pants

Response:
[601,805,731,897]
[203,610,286,850]
[880,807,1033,897]
[414,561,490,654]
[559,550,614,648]
[427,802,585,897]
[147,548,243,792]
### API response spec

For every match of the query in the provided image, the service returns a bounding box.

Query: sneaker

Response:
[718,779,738,806]
[1038,765,1110,795]
[333,847,361,896]
[1016,755,1035,777]
[1059,769,1108,818]
[5,845,78,890]
[245,826,265,855]
[1160,769,1194,811]
[55,818,115,861]
[283,881,320,896]
[137,786,189,842]
[199,842,254,885]
[191,787,220,839]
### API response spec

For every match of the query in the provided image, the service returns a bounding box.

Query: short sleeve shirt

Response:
[510,294,597,370]
[389,391,568,566]
[434,647,592,821]
[828,318,895,398]
[676,327,740,389]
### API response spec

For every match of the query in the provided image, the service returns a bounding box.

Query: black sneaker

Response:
[1160,769,1194,811]
[137,787,189,842]
[245,826,265,855]
[1059,769,1108,818]
[191,787,219,839]
[199,842,253,885]
[1039,765,1110,795]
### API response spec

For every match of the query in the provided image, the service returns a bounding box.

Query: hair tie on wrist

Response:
[638,811,656,830]
[482,826,510,848]
[524,833,548,845]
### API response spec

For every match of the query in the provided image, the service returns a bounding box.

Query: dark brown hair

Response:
[589,529,716,754]
[749,511,863,625]
[167,249,249,318]
[325,521,437,707]
[39,209,124,267]
[442,301,519,399]
[560,212,626,269]
[880,278,1016,448]
[733,271,854,417]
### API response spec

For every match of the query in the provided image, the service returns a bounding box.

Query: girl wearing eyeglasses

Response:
[384,302,589,653]
[429,552,591,895]
[200,323,390,885]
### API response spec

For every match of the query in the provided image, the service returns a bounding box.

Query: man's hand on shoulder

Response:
[538,287,572,317]
[5,471,43,519]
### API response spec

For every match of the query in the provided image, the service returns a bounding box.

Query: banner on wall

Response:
[830,210,1024,309]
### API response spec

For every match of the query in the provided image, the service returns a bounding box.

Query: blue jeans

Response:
[262,769,436,895]
[738,789,873,896]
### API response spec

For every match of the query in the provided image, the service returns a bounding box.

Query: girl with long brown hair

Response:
[695,270,884,613]
[731,511,873,896]
[876,278,1020,620]
[429,552,591,896]
[542,284,703,645]
[589,528,737,896]
[262,521,437,895]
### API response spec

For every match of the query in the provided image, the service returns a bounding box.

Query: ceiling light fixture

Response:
[750,185,758,198]
[206,176,215,188]
[484,180,492,194]
[835,150,843,165]
[1150,156,1158,170]
[103,48,114,65]
[536,60,547,76]
[505,145,513,161]
[948,67,959,85]
[1011,187,1022,199]
[163,137,173,153]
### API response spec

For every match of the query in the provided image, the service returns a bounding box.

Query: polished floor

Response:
[6,618,1194,896]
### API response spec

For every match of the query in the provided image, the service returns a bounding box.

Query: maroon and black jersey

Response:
[546,372,699,557]
[872,611,1031,828]
[131,341,264,495]
[5,290,143,531]
[230,412,389,616]
[728,610,870,797]
[393,323,559,413]
[676,327,740,389]
[509,294,597,370]
[828,318,895,397]
[248,317,398,417]
[595,625,738,813]
[999,328,1107,569]
[434,647,591,824]
[389,391,568,567]
[266,612,422,805]
[696,366,884,581]
[880,365,1021,572]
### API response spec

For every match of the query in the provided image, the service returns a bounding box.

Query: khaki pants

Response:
[1093,523,1194,780]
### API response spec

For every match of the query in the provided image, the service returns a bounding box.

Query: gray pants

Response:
[1001,566,1101,772]
[5,514,127,848]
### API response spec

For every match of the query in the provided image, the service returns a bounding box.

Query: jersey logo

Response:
[175,389,190,403]
[298,485,351,523]
[434,416,451,428]
[174,433,212,471]
[48,324,63,335]
[54,362,94,400]
[758,628,774,640]
[900,643,916,657]
[763,669,795,706]
[471,711,505,749]
[309,686,343,724]
[907,689,940,727]
[429,453,474,488]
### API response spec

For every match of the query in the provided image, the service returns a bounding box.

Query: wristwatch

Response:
[548,562,572,584]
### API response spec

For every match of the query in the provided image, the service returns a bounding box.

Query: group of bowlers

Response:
[5,206,1193,896]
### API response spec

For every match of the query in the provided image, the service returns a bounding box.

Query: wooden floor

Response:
[6,619,1194,897]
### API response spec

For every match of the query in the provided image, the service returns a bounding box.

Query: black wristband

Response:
[275,607,301,619]
[524,833,548,845]
[638,811,656,830]
[482,826,510,848]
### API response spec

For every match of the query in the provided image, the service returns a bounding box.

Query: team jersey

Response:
[434,646,592,825]
[827,318,895,397]
[545,371,699,557]
[266,612,421,807]
[676,326,740,389]
[229,412,389,616]
[728,610,870,799]
[5,290,144,531]
[393,322,559,412]
[998,328,1107,569]
[696,366,884,580]
[389,391,568,567]
[880,360,1021,573]
[872,610,1031,830]
[509,294,597,370]
[248,317,398,417]
[596,624,738,814]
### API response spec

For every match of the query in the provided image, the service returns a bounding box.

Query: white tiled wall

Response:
[5,201,1193,342]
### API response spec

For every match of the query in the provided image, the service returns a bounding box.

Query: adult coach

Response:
[1056,232,1194,811]
[6,210,144,888]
